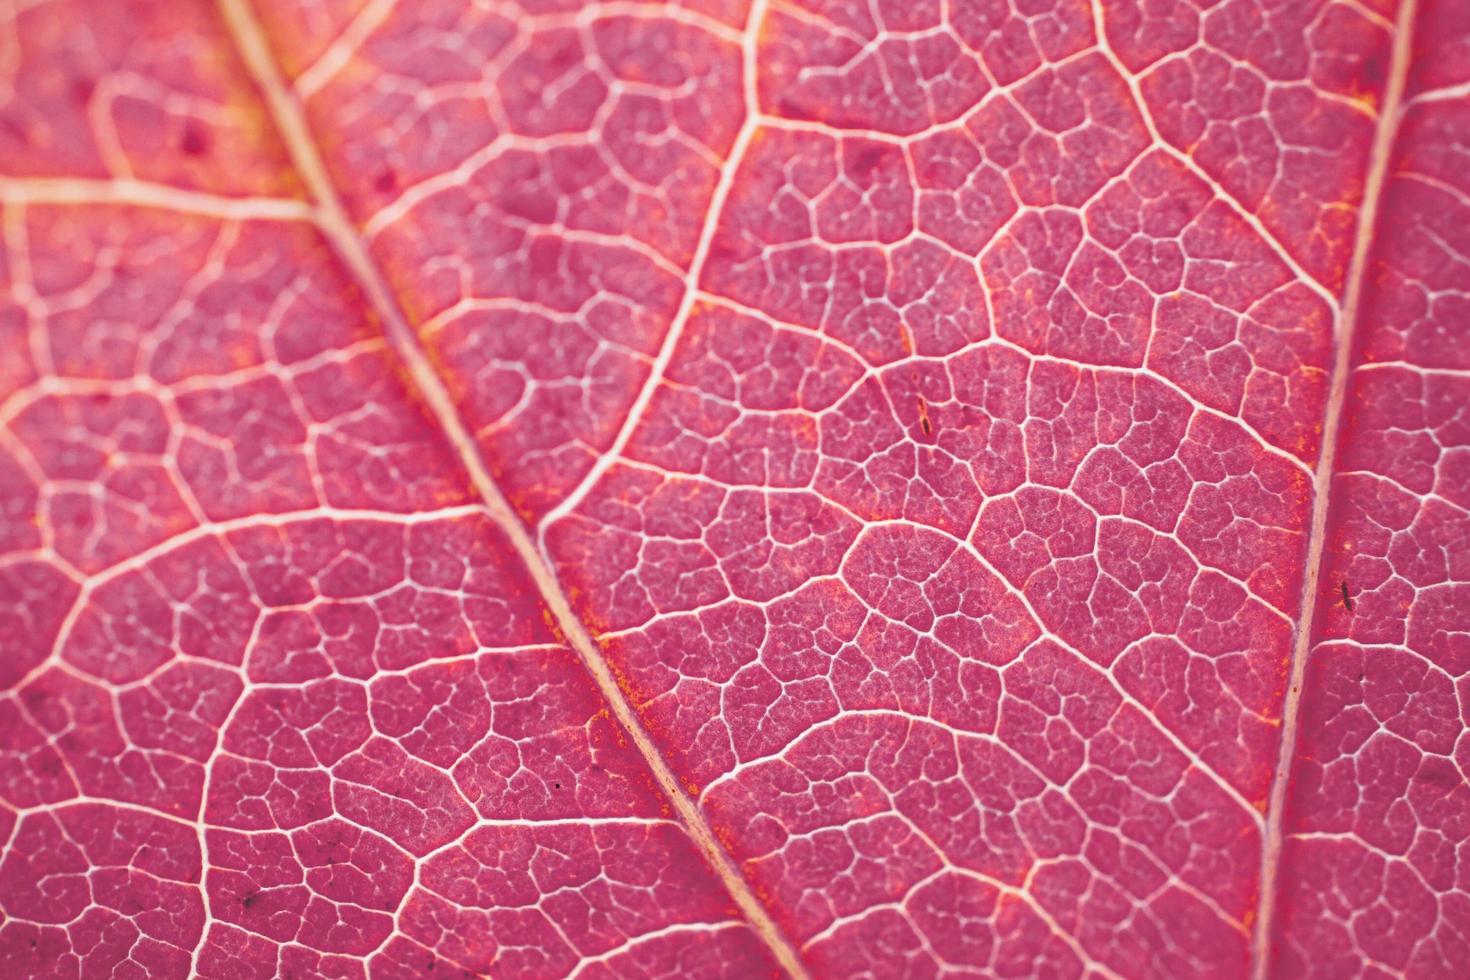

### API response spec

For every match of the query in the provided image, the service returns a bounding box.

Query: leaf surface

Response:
[1,0,1466,977]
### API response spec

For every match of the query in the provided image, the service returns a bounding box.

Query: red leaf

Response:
[2,0,1466,977]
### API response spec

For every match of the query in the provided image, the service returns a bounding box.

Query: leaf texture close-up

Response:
[1,0,1467,977]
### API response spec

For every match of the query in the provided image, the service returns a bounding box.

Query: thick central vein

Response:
[1249,1,1419,974]
[213,1,808,976]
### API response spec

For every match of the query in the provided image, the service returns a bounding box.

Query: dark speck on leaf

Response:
[777,96,808,120]
[242,892,258,909]
[848,144,885,180]
[180,122,208,157]
[1357,47,1388,89]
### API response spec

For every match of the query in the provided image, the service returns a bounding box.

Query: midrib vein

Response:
[1250,1,1419,975]
[213,1,809,977]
